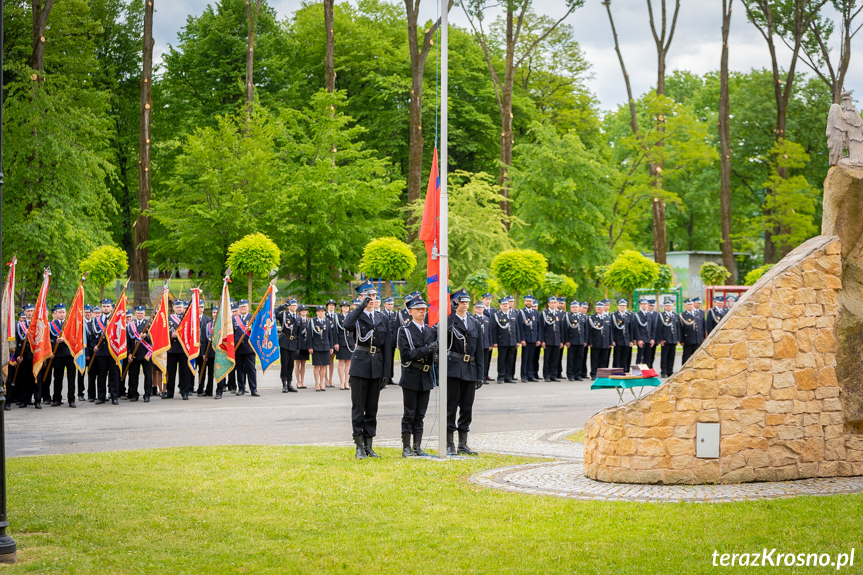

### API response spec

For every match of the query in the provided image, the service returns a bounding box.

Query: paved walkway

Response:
[378,428,863,503]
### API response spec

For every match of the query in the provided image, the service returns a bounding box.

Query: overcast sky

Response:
[153,0,861,111]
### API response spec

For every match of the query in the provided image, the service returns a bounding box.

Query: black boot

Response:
[446,431,457,456]
[457,430,478,456]
[287,380,297,392]
[354,436,367,460]
[401,433,414,458]
[364,436,380,458]
[413,434,428,457]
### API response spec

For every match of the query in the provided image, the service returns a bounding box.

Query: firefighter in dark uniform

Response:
[275,298,300,392]
[91,298,120,404]
[12,305,39,408]
[233,299,259,397]
[49,303,75,407]
[578,302,590,379]
[127,305,153,402]
[588,299,614,379]
[539,296,563,381]
[195,304,213,397]
[446,289,485,456]
[396,295,438,457]
[491,297,520,383]
[705,295,727,335]
[679,298,705,366]
[334,300,355,390]
[343,281,393,459]
[611,298,635,370]
[634,297,655,366]
[518,295,539,382]
[165,299,192,400]
[565,300,586,381]
[473,302,492,371]
[658,297,680,378]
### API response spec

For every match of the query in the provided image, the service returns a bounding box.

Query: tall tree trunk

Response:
[719,0,736,282]
[324,0,335,93]
[405,0,453,242]
[133,0,154,307]
[245,0,262,120]
[30,0,53,74]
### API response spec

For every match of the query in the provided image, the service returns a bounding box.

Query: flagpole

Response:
[233,279,275,351]
[437,0,449,459]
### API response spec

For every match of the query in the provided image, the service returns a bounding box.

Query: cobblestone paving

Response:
[357,428,863,503]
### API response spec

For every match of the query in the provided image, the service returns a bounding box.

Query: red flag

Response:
[149,290,171,374]
[179,288,201,370]
[419,148,449,326]
[29,269,52,377]
[63,284,87,374]
[3,257,16,342]
[107,293,128,369]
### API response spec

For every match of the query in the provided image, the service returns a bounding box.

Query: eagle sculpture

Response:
[827,89,863,166]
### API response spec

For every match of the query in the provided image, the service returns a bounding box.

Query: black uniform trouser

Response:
[566,344,584,379]
[280,348,297,382]
[483,349,492,380]
[77,356,89,397]
[166,353,191,397]
[446,377,476,433]
[520,343,537,380]
[350,375,382,437]
[660,343,677,376]
[509,347,518,380]
[532,344,541,377]
[681,343,700,367]
[94,355,120,400]
[87,358,98,400]
[401,387,430,435]
[51,355,75,402]
[542,345,561,379]
[581,346,589,378]
[236,353,257,393]
[644,344,657,368]
[14,359,38,404]
[589,347,611,378]
[613,345,633,370]
[497,346,516,381]
[127,358,153,399]
[635,343,649,364]
[41,364,52,401]
[199,356,217,395]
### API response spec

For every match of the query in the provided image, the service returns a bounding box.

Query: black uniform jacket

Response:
[343,299,394,380]
[447,312,485,382]
[397,321,437,391]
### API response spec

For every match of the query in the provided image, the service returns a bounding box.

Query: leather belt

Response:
[447,350,474,363]
[408,361,430,372]
[356,344,378,354]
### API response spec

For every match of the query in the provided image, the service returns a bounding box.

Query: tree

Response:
[718,0,736,282]
[490,249,547,306]
[603,250,659,305]
[510,122,613,291]
[360,237,417,291]
[245,0,264,119]
[404,0,454,240]
[699,262,731,287]
[463,1,583,218]
[465,269,496,302]
[227,232,280,301]
[135,0,154,306]
[653,263,674,293]
[80,245,129,300]
[744,263,774,285]
[761,139,819,254]
[798,0,862,104]
[274,90,403,298]
[538,272,578,303]
[324,0,335,92]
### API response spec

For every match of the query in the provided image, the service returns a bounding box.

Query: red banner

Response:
[63,284,87,374]
[419,147,449,326]
[149,290,171,374]
[107,293,128,369]
[179,288,201,370]
[29,269,52,377]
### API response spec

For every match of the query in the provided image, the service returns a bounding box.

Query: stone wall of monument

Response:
[583,233,863,484]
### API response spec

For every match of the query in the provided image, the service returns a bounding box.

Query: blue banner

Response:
[249,286,280,373]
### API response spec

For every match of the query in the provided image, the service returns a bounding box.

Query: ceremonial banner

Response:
[1,258,16,382]
[64,284,87,374]
[249,284,279,373]
[178,288,201,371]
[149,289,172,374]
[419,147,449,326]
[106,293,128,369]
[29,269,52,377]
[213,278,235,383]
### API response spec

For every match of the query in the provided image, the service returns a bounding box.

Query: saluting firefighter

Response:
[127,305,153,402]
[343,281,394,459]
[396,295,438,457]
[611,298,635,370]
[445,290,485,456]
[588,299,614,379]
[539,296,563,381]
[679,298,705,366]
[335,300,354,390]
[705,295,727,335]
[274,298,300,393]
[565,300,586,381]
[657,297,680,378]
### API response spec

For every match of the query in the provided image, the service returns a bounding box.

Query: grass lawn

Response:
[5,446,862,574]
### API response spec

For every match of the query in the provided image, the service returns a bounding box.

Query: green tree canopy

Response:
[79,245,129,299]
[227,233,281,301]
[699,262,731,287]
[744,264,774,286]
[360,237,417,282]
[653,263,675,292]
[491,249,547,306]
[603,251,659,304]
